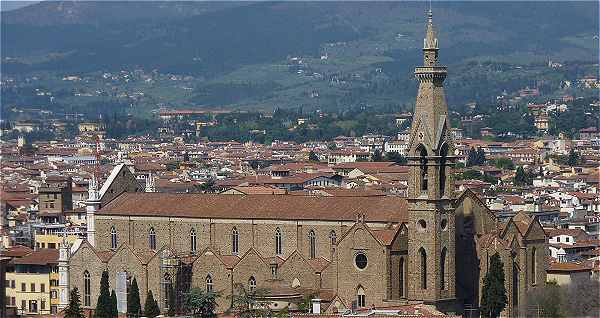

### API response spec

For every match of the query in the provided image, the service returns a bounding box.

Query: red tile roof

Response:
[12,249,59,265]
[99,193,407,223]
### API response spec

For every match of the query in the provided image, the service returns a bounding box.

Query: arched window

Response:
[149,227,156,250]
[357,286,366,308]
[163,273,172,308]
[419,146,428,193]
[399,257,406,298]
[440,247,447,290]
[531,248,537,284]
[248,276,256,292]
[439,144,448,197]
[232,227,239,255]
[275,228,282,255]
[308,230,316,259]
[84,271,91,306]
[190,228,197,254]
[110,226,118,250]
[420,247,427,289]
[206,274,213,293]
[329,230,337,246]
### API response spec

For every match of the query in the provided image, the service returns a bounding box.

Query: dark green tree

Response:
[144,290,161,318]
[384,151,407,164]
[167,284,176,316]
[185,287,220,318]
[567,149,580,166]
[111,290,118,318]
[196,177,217,193]
[514,166,532,186]
[308,150,319,162]
[371,149,383,162]
[477,147,486,164]
[64,287,85,318]
[529,281,563,318]
[466,147,477,167]
[480,253,508,318]
[94,270,112,318]
[492,157,514,170]
[229,283,268,318]
[127,278,142,318]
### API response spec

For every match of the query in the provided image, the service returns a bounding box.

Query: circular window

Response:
[418,220,427,230]
[441,219,448,231]
[355,253,368,270]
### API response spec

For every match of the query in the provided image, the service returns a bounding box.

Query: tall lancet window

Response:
[275,228,282,256]
[531,248,537,284]
[110,226,118,250]
[308,230,316,259]
[419,146,428,193]
[420,247,427,289]
[83,271,91,306]
[190,228,197,254]
[439,144,448,197]
[149,227,156,251]
[232,227,239,255]
[440,247,447,290]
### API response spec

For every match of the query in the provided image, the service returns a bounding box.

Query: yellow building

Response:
[35,233,80,250]
[5,249,59,315]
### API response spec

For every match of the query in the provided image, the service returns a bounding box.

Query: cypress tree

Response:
[477,147,486,164]
[144,290,161,318]
[167,284,176,317]
[65,287,85,318]
[95,270,112,318]
[111,290,118,318]
[466,147,477,167]
[481,253,508,318]
[127,278,142,318]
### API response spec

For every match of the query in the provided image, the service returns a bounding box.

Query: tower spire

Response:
[423,9,439,65]
[406,5,456,309]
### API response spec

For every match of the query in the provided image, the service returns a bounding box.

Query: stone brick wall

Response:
[191,251,233,310]
[69,242,106,309]
[336,224,389,308]
[278,252,320,290]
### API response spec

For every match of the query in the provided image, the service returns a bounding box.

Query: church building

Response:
[61,11,547,317]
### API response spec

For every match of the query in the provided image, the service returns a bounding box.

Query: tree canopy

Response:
[480,253,507,318]
[94,270,113,318]
[65,287,85,318]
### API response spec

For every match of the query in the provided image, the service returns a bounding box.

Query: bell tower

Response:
[406,9,457,310]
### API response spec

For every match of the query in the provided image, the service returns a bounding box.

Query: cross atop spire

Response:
[422,9,439,66]
[424,9,438,50]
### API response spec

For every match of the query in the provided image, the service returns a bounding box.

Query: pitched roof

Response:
[307,257,330,272]
[99,193,407,223]
[371,228,400,246]
[548,261,592,273]
[12,249,59,265]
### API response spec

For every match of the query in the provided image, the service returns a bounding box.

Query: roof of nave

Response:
[98,192,408,223]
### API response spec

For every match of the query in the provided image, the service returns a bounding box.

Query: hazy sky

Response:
[1,1,39,12]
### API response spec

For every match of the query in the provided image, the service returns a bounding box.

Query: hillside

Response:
[1,1,598,112]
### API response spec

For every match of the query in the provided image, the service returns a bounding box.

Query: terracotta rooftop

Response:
[12,249,59,265]
[307,257,330,272]
[0,245,33,258]
[99,193,407,223]
[372,228,400,246]
[548,261,592,272]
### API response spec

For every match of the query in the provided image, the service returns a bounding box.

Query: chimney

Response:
[311,298,321,314]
